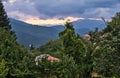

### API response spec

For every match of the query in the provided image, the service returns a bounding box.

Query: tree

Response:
[34,54,78,78]
[0,0,11,30]
[0,27,35,77]
[91,12,120,77]
[0,0,16,39]
[0,59,9,78]
[59,22,93,77]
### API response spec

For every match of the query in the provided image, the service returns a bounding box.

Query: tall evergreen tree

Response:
[59,22,93,77]
[0,27,35,78]
[0,0,16,39]
[0,1,34,77]
[0,0,11,30]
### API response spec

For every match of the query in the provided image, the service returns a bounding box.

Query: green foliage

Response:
[55,55,78,78]
[38,39,63,54]
[0,1,16,39]
[90,12,120,77]
[1,1,120,77]
[0,1,11,30]
[0,1,35,77]
[34,54,78,78]
[36,12,120,78]
[0,27,35,77]
[59,22,93,77]
[0,59,9,78]
[59,22,86,61]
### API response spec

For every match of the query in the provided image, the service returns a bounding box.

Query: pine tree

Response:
[59,22,93,77]
[0,27,35,78]
[0,0,16,39]
[0,0,11,30]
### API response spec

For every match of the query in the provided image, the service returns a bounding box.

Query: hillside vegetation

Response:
[0,1,120,78]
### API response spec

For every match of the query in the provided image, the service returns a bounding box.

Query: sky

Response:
[3,0,120,25]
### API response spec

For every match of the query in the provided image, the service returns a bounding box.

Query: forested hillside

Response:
[0,0,120,78]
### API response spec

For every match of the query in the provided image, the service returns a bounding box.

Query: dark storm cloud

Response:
[32,0,120,18]
[87,0,120,7]
[33,0,87,17]
[3,0,120,19]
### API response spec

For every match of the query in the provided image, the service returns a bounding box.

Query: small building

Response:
[83,34,90,40]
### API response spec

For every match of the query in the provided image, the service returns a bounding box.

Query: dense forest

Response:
[0,1,120,78]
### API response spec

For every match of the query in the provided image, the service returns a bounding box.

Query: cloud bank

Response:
[3,0,120,25]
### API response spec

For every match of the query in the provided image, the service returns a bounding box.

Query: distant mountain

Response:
[73,19,106,30]
[10,18,106,48]
[10,18,64,48]
[73,19,106,36]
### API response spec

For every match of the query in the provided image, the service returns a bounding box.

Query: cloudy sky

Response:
[3,0,120,25]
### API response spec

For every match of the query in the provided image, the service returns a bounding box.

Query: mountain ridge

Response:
[10,18,106,48]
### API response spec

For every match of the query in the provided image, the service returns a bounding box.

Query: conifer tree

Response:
[59,22,93,77]
[0,0,11,30]
[0,27,35,78]
[0,0,16,39]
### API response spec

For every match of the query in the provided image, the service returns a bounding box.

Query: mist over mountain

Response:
[10,18,106,48]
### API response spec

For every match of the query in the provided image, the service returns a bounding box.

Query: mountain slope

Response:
[10,18,106,48]
[10,18,63,48]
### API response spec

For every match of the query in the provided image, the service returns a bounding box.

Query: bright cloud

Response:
[9,0,16,3]
[7,10,104,25]
[3,0,17,4]
[24,16,85,25]
[7,10,86,25]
